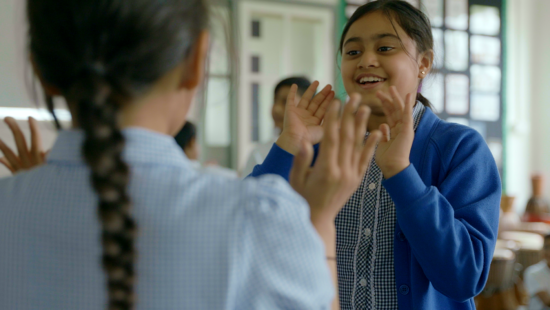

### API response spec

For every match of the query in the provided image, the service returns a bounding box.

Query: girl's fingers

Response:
[403,93,415,126]
[358,130,382,174]
[0,157,15,174]
[307,84,332,113]
[0,138,22,171]
[352,105,370,166]
[286,84,299,108]
[313,90,335,119]
[376,91,397,127]
[29,117,43,164]
[289,141,314,190]
[316,100,340,168]
[389,86,405,114]
[4,117,31,168]
[379,123,391,142]
[338,94,360,167]
[297,81,320,110]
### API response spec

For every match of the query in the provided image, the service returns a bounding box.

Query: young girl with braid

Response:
[250,1,501,309]
[0,0,384,309]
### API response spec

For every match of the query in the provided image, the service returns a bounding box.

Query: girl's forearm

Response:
[312,220,340,310]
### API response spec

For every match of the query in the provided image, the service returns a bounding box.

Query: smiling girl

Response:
[250,1,501,309]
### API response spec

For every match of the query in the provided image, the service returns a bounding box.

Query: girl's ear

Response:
[180,31,210,90]
[418,49,434,79]
[30,54,62,96]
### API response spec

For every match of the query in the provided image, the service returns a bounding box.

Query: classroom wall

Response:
[530,0,550,206]
[505,0,550,213]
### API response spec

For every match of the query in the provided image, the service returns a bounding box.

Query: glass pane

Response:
[445,30,469,71]
[421,73,444,113]
[251,83,260,142]
[469,121,487,140]
[471,65,501,93]
[487,139,503,168]
[470,36,501,65]
[432,28,444,69]
[423,0,444,27]
[471,93,500,122]
[470,5,500,36]
[446,74,469,115]
[251,55,260,73]
[445,0,468,30]
[446,117,469,126]
[251,20,261,38]
[290,17,318,78]
[208,6,230,75]
[205,78,231,146]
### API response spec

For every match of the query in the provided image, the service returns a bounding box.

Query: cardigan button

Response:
[398,232,406,241]
[399,285,410,295]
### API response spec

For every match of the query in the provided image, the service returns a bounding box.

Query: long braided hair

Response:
[27,0,208,309]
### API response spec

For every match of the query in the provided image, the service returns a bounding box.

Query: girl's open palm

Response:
[375,86,416,179]
[277,81,335,155]
[290,94,381,223]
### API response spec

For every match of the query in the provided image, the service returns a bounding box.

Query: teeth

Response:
[359,77,385,83]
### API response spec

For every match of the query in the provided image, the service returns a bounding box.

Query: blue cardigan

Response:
[249,107,501,310]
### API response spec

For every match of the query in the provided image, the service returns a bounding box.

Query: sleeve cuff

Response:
[382,164,429,206]
[250,143,295,181]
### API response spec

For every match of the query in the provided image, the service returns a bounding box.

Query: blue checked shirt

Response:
[335,103,425,310]
[0,128,334,310]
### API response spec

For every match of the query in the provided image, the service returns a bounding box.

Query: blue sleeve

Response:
[382,134,501,302]
[247,143,320,181]
[237,176,333,309]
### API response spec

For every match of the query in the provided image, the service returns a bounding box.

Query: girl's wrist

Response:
[381,162,410,179]
[311,220,337,257]
[276,133,302,155]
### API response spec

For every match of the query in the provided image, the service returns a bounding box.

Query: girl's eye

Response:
[378,46,393,52]
[346,50,360,56]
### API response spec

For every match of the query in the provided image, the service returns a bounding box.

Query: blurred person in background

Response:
[524,234,550,310]
[174,121,237,178]
[241,77,316,177]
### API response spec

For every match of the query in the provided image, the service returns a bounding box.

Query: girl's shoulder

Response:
[415,111,497,180]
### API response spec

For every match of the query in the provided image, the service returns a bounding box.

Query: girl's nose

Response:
[357,51,379,68]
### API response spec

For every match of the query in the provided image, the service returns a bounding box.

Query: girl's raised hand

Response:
[289,94,381,225]
[375,86,416,179]
[0,117,47,174]
[276,81,335,155]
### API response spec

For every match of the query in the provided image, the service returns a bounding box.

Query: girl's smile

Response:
[355,73,388,90]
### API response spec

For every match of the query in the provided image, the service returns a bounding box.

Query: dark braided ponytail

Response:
[27,0,208,309]
[69,69,136,309]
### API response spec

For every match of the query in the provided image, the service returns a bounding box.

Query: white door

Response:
[238,1,335,170]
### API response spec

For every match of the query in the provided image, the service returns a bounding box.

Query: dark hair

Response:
[27,0,208,309]
[274,77,311,97]
[174,121,197,150]
[339,0,434,108]
[545,234,550,243]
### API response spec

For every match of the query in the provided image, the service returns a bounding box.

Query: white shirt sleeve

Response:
[235,175,334,309]
[525,263,547,296]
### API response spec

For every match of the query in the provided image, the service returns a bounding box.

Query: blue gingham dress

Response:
[335,103,426,310]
